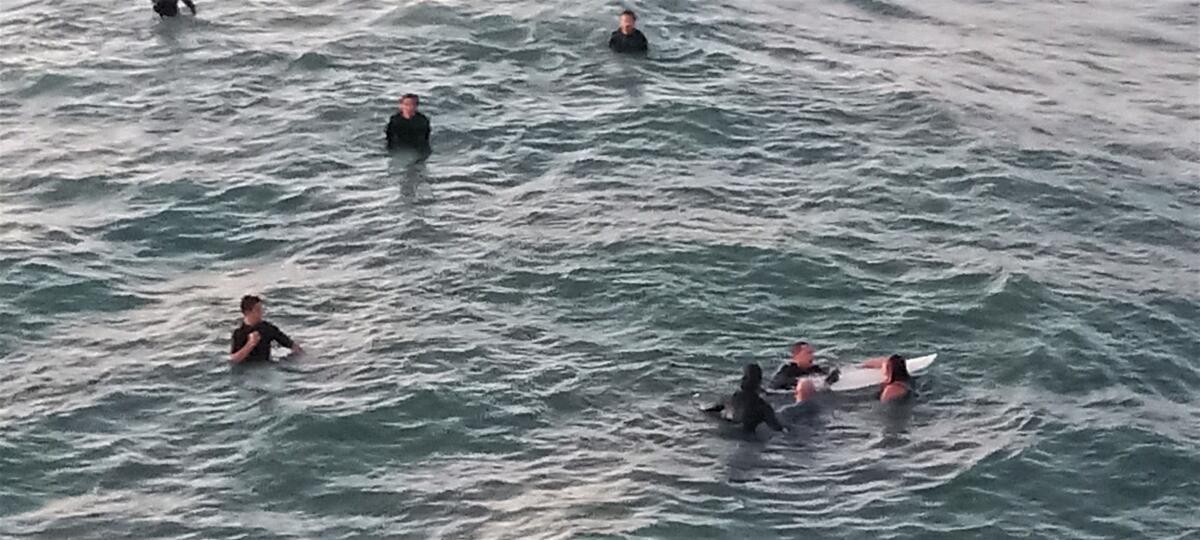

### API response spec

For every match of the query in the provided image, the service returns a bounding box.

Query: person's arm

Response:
[761,400,784,431]
[767,364,791,390]
[385,117,397,149]
[700,401,725,413]
[230,331,260,363]
[420,119,432,152]
[608,32,620,51]
[267,323,302,354]
[183,0,196,14]
[637,32,649,52]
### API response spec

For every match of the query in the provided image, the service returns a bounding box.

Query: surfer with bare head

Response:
[861,354,912,402]
[608,9,649,54]
[229,295,302,364]
[386,94,432,153]
[769,341,832,390]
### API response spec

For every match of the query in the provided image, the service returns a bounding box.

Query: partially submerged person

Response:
[702,363,784,433]
[230,295,302,364]
[608,10,649,54]
[386,93,432,153]
[769,341,829,390]
[153,0,196,18]
[861,354,913,402]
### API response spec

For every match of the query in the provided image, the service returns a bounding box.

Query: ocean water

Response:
[1,0,1198,538]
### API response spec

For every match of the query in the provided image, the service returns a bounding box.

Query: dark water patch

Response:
[839,0,940,22]
[16,73,82,98]
[288,50,334,71]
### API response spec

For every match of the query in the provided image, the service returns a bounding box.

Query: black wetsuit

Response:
[608,29,649,54]
[230,321,294,363]
[768,362,828,391]
[154,0,196,17]
[703,364,784,433]
[386,112,432,152]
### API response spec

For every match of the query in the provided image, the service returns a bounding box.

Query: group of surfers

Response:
[228,297,916,437]
[703,342,915,433]
[148,2,653,156]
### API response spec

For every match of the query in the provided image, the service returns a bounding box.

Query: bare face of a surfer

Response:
[399,97,418,119]
[246,302,264,325]
[792,343,814,367]
[619,13,636,34]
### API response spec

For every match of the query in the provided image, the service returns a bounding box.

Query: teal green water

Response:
[2,1,1198,538]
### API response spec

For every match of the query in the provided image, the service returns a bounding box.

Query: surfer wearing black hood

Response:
[702,363,784,433]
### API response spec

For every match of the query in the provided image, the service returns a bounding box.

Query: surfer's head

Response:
[791,341,814,367]
[240,295,264,324]
[883,354,910,384]
[740,363,764,391]
[619,10,637,34]
[399,94,420,119]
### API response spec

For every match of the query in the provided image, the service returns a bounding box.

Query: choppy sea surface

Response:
[2,1,1198,538]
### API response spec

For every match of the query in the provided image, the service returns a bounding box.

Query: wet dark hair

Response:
[885,354,911,384]
[621,9,637,20]
[240,295,262,314]
[740,363,763,391]
[401,93,420,105]
[791,341,809,355]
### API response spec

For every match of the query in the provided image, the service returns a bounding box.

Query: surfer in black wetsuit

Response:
[608,10,649,54]
[153,0,196,18]
[702,363,785,433]
[386,94,432,153]
[768,341,831,391]
[229,295,302,364]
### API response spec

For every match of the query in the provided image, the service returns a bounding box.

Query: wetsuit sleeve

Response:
[422,118,431,148]
[608,32,619,51]
[183,0,196,14]
[385,118,397,149]
[266,323,295,349]
[768,364,791,390]
[700,401,725,413]
[637,32,649,52]
[231,329,246,354]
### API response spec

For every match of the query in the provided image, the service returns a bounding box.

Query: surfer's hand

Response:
[247,332,261,346]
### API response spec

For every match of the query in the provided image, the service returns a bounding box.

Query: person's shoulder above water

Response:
[386,93,432,152]
[702,363,784,433]
[228,294,302,364]
[875,354,913,402]
[608,9,649,54]
[768,341,826,389]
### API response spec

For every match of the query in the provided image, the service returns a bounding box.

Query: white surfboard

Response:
[826,353,938,392]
